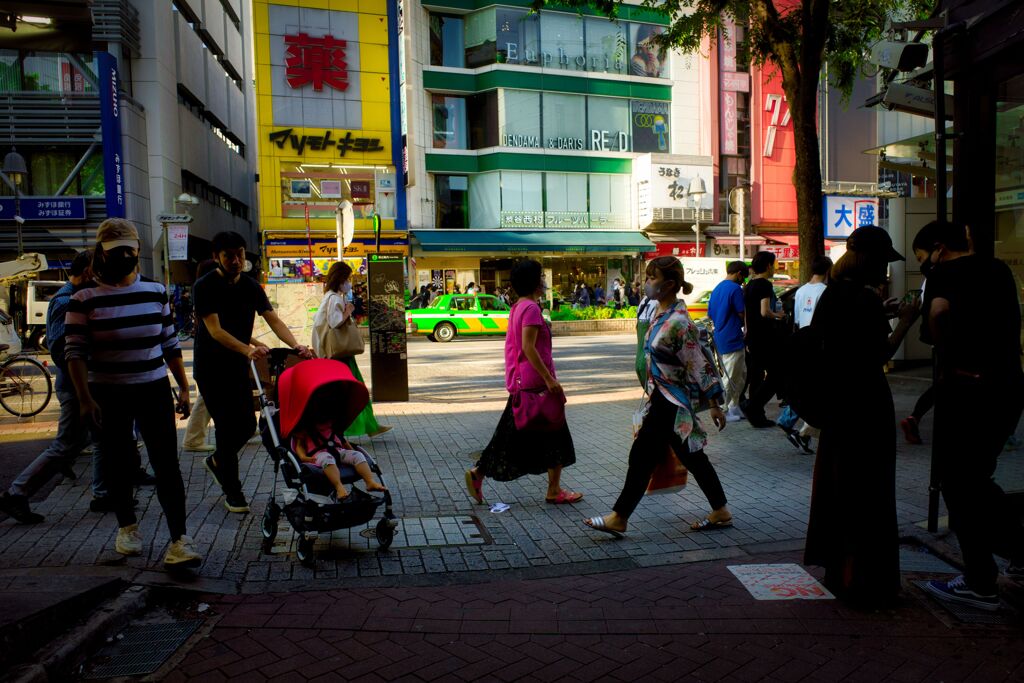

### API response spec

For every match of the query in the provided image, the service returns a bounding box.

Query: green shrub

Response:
[549,305,637,321]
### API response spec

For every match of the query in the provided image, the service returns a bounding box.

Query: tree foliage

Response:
[533,0,933,280]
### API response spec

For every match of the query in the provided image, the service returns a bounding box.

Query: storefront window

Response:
[994,72,1024,324]
[587,96,630,151]
[588,174,631,229]
[432,95,468,149]
[497,8,540,65]
[436,174,469,228]
[629,24,669,78]
[585,18,628,75]
[465,8,497,68]
[540,13,585,70]
[468,92,499,148]
[279,164,386,219]
[469,172,500,227]
[500,90,542,148]
[543,93,586,149]
[544,173,588,228]
[429,14,465,68]
[0,50,20,90]
[500,171,544,227]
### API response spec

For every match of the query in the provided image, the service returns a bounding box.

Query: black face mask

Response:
[96,250,138,283]
[920,253,937,279]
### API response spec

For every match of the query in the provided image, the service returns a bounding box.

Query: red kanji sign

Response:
[285,33,349,92]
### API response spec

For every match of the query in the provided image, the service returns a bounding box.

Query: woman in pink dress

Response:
[464,260,583,505]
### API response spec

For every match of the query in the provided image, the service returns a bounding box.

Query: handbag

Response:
[646,450,688,495]
[315,310,364,359]
[511,377,567,432]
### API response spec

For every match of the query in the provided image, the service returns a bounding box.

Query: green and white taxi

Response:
[407,294,512,342]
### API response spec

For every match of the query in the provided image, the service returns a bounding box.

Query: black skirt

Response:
[475,394,576,481]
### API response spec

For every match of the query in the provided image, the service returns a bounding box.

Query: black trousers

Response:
[745,339,782,419]
[91,378,187,539]
[935,375,1024,593]
[198,372,256,497]
[613,389,727,518]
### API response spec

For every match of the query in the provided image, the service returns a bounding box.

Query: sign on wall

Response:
[268,128,385,156]
[751,63,797,226]
[651,163,714,211]
[631,100,670,153]
[285,33,350,92]
[823,195,878,239]
[0,197,87,221]
[97,51,125,219]
[167,225,189,260]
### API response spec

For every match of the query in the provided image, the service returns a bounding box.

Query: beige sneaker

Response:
[115,524,142,556]
[163,535,202,569]
[183,443,215,452]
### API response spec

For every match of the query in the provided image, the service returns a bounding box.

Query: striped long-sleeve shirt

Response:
[65,276,181,385]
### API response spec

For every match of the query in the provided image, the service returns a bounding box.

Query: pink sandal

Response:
[546,490,584,505]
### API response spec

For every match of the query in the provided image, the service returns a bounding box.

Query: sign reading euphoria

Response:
[285,33,350,92]
[268,128,384,156]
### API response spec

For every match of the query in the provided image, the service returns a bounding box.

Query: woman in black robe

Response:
[805,226,918,607]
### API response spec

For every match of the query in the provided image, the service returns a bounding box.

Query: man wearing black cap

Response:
[919,221,1024,611]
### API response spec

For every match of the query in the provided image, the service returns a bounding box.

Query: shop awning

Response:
[411,230,657,253]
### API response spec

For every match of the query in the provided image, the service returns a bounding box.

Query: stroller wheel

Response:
[376,517,398,551]
[296,535,315,567]
[261,503,280,541]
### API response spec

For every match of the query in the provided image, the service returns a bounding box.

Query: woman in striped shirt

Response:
[65,219,201,569]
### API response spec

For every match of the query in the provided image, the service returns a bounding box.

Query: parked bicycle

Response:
[0,343,53,418]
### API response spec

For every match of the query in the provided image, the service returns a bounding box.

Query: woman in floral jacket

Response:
[585,256,731,538]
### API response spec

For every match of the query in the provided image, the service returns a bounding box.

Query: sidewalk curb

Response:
[6,586,149,683]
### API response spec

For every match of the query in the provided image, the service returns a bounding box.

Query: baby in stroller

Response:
[290,406,387,500]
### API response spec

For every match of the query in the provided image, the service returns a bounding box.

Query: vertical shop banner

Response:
[367,255,409,402]
[721,91,738,155]
[167,225,189,260]
[751,64,798,226]
[97,51,125,218]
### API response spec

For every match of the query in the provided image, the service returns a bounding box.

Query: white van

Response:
[25,281,66,350]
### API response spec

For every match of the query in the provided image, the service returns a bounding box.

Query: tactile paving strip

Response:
[268,515,490,554]
[899,547,959,574]
[84,620,202,678]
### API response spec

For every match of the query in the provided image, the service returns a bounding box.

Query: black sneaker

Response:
[0,492,44,524]
[926,575,999,611]
[224,493,250,514]
[740,400,775,429]
[797,434,815,455]
[782,427,803,450]
[132,468,157,487]
[204,455,222,488]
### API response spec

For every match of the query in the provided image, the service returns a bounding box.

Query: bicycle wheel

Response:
[0,356,53,418]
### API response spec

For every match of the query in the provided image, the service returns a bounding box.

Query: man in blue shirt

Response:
[707,261,748,422]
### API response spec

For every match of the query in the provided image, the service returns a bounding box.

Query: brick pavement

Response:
[1,351,1023,593]
[155,550,1024,682]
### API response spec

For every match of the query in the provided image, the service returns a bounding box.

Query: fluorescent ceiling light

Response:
[20,15,53,25]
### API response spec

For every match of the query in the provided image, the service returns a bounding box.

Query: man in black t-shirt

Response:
[193,232,312,513]
[919,221,1024,611]
[740,251,787,428]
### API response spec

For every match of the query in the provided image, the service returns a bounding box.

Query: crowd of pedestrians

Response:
[1,219,1021,618]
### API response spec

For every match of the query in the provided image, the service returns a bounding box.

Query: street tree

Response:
[536,0,932,280]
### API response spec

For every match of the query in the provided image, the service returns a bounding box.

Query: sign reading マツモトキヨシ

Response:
[267,129,385,156]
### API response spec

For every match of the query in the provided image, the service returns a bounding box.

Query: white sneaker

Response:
[163,535,202,569]
[725,406,744,423]
[115,524,142,556]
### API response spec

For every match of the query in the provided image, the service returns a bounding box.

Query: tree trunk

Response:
[782,72,825,283]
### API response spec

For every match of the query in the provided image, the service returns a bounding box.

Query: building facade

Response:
[251,0,406,284]
[0,0,259,285]
[401,0,717,299]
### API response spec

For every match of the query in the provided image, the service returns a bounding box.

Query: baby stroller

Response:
[255,350,397,566]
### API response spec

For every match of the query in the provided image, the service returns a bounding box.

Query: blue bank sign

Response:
[0,196,86,221]
[97,51,125,218]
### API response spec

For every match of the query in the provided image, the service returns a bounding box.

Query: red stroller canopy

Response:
[277,359,370,439]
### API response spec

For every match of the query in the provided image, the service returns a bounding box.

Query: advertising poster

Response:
[631,100,670,153]
[629,24,668,77]
[167,225,189,261]
[290,179,312,198]
[367,255,409,402]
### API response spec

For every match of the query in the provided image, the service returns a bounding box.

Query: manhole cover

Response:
[268,515,490,555]
[84,619,202,678]
[914,581,1017,625]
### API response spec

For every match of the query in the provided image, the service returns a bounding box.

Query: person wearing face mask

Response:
[193,231,313,514]
[312,261,389,437]
[804,226,918,608]
[585,256,731,538]
[917,220,1024,611]
[64,219,201,569]
[464,259,582,506]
